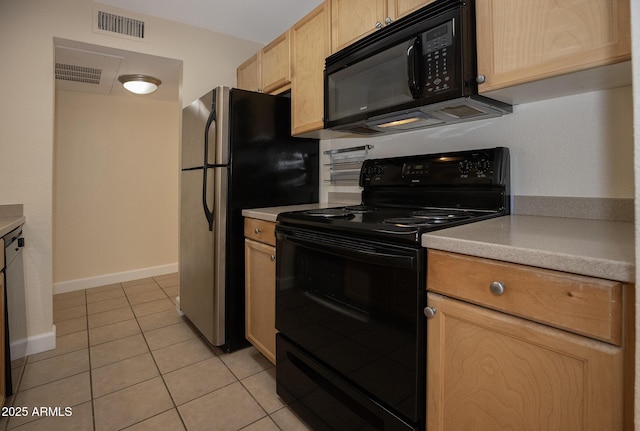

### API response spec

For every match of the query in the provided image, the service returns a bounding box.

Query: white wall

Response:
[321,85,634,201]
[0,0,261,355]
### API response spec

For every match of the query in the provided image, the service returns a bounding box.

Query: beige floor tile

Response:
[53,304,86,323]
[27,331,88,363]
[86,286,126,303]
[122,409,185,431]
[126,288,168,305]
[53,289,85,303]
[241,417,281,431]
[90,334,149,369]
[122,277,155,288]
[179,382,266,431]
[7,401,93,431]
[9,372,91,429]
[136,309,185,332]
[132,298,175,318]
[52,294,86,310]
[162,286,180,302]
[93,377,174,431]
[86,282,122,294]
[154,273,179,288]
[143,322,197,351]
[163,357,237,406]
[123,281,159,296]
[88,306,135,329]
[270,406,318,431]
[87,296,130,315]
[241,368,286,414]
[91,353,159,398]
[218,347,273,380]
[152,338,214,374]
[89,318,141,346]
[20,350,89,391]
[55,317,87,336]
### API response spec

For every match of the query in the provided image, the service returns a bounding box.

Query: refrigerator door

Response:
[179,87,230,346]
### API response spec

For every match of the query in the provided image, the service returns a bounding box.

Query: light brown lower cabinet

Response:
[244,219,277,364]
[426,291,624,431]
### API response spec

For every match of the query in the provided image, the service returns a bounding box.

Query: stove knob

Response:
[458,160,470,174]
[476,159,490,174]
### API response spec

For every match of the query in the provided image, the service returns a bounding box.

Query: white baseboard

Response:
[53,263,179,294]
[11,325,57,360]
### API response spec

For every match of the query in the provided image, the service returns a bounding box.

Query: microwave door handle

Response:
[407,37,421,99]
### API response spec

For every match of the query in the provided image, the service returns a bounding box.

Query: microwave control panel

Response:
[422,21,455,94]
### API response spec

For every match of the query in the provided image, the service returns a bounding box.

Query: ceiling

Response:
[55,0,323,101]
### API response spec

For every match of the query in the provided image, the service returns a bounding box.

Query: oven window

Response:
[276,228,425,422]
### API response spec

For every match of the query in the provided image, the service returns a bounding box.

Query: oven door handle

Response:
[281,234,417,269]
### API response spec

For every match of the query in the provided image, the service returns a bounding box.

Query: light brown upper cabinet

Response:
[237,30,292,95]
[237,52,261,93]
[292,2,331,136]
[331,0,435,52]
[475,0,631,93]
[261,30,292,94]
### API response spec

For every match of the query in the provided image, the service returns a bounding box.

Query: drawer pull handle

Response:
[490,281,506,296]
[270,255,276,262]
[423,307,437,319]
[254,228,261,234]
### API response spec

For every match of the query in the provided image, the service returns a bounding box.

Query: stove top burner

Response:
[303,208,355,218]
[409,210,473,222]
[382,217,435,227]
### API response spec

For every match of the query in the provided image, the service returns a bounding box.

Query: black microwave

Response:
[324,0,511,135]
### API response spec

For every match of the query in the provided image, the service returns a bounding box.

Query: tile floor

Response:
[0,273,314,431]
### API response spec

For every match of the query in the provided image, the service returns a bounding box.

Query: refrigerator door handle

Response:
[202,108,216,231]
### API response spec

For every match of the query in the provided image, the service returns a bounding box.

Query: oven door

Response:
[275,225,425,428]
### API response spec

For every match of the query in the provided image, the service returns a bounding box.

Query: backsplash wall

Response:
[320,86,633,203]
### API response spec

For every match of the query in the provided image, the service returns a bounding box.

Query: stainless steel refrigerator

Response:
[180,86,318,352]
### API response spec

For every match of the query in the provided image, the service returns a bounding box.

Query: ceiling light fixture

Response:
[117,74,161,95]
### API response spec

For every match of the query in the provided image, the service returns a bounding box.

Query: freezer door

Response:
[179,166,228,346]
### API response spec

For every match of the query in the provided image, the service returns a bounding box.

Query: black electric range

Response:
[277,147,510,244]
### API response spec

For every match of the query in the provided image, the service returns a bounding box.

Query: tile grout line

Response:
[126,277,190,431]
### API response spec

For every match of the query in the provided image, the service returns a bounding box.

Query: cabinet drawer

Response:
[244,218,276,246]
[427,250,623,345]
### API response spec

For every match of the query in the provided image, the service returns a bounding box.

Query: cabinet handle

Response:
[375,21,383,29]
[254,228,261,234]
[476,75,486,84]
[385,17,393,25]
[423,307,437,319]
[490,281,506,296]
[270,255,276,262]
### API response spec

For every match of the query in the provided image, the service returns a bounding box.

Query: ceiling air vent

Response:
[93,4,149,41]
[55,63,102,85]
[97,11,145,39]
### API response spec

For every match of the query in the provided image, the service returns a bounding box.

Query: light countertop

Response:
[242,202,352,223]
[0,216,26,238]
[422,215,635,283]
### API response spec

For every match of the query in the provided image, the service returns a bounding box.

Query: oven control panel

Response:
[360,147,509,187]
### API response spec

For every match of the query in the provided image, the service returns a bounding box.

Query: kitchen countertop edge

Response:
[422,215,635,283]
[242,202,352,223]
[0,216,26,238]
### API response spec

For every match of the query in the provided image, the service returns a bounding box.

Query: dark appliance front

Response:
[324,0,511,135]
[180,87,319,352]
[275,147,510,430]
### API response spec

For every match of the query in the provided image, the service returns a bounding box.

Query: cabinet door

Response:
[476,0,631,93]
[237,52,261,92]
[245,239,276,364]
[426,292,624,431]
[291,2,330,135]
[261,30,291,94]
[389,0,435,20]
[331,0,387,52]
